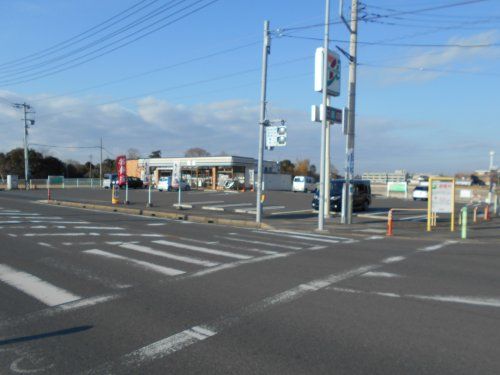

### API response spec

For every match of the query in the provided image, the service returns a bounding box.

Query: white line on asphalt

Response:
[365,235,385,240]
[308,245,327,250]
[108,233,164,237]
[330,287,500,308]
[382,256,406,264]
[0,264,81,306]
[7,233,17,237]
[182,200,225,205]
[74,226,125,230]
[409,295,500,308]
[211,203,252,208]
[38,242,54,248]
[117,243,219,267]
[352,228,386,234]
[188,253,289,278]
[254,231,340,244]
[24,233,97,237]
[0,221,21,224]
[419,240,458,252]
[0,213,40,216]
[28,220,90,224]
[361,271,400,278]
[260,229,352,241]
[153,240,252,260]
[147,223,166,226]
[235,206,285,213]
[216,236,301,250]
[31,225,47,229]
[270,209,315,215]
[83,249,185,276]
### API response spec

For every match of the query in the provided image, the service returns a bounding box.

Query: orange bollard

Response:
[473,207,478,223]
[485,205,490,221]
[387,210,393,236]
[47,188,51,201]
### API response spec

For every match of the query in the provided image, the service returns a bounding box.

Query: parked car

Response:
[124,176,144,189]
[412,186,428,201]
[312,179,371,212]
[293,176,316,192]
[157,176,191,191]
[102,173,118,189]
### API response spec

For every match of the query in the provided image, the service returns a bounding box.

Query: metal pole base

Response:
[146,203,153,208]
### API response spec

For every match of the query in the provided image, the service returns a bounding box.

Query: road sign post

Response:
[427,177,455,232]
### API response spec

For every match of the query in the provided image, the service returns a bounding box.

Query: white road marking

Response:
[259,229,352,241]
[361,271,400,278]
[235,205,285,213]
[153,240,252,260]
[382,256,406,264]
[118,243,219,267]
[365,235,385,240]
[410,295,500,308]
[188,253,289,278]
[0,213,40,216]
[24,233,97,237]
[28,220,90,224]
[108,233,164,237]
[0,264,81,306]
[331,287,500,309]
[9,216,63,220]
[30,225,47,229]
[419,240,458,252]
[147,223,166,226]
[270,209,315,215]
[217,236,301,250]
[8,233,18,237]
[74,226,125,230]
[0,221,21,224]
[83,249,185,276]
[308,245,327,250]
[255,231,339,244]
[353,228,386,233]
[202,203,253,211]
[38,242,54,248]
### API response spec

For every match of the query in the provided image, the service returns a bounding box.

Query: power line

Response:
[29,143,101,149]
[0,0,156,69]
[358,62,500,76]
[280,34,500,48]
[0,0,220,87]
[0,0,185,77]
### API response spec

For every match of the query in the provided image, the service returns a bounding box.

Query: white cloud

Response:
[0,91,497,174]
[377,30,500,83]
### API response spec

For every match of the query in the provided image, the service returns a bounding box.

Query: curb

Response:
[40,199,272,230]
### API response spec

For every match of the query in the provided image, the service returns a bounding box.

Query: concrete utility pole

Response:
[318,0,331,231]
[489,150,495,203]
[256,20,271,225]
[13,102,35,189]
[324,97,332,218]
[341,0,358,225]
[100,137,103,187]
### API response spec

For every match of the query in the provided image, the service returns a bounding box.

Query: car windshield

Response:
[415,186,428,191]
[294,177,304,182]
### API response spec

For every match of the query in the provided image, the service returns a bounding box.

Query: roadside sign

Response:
[172,161,181,187]
[427,177,455,232]
[116,155,127,186]
[314,47,341,97]
[311,105,342,124]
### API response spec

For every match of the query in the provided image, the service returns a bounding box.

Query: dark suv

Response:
[312,179,371,212]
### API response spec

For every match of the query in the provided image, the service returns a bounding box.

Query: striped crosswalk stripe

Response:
[153,240,252,260]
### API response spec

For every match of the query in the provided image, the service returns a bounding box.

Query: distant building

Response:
[362,170,408,184]
[126,155,281,190]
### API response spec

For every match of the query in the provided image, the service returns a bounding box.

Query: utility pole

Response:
[489,150,496,203]
[13,102,35,190]
[256,20,271,225]
[324,97,331,218]
[341,0,358,225]
[318,0,331,231]
[100,137,103,187]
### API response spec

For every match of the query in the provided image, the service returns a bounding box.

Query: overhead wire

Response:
[0,0,220,87]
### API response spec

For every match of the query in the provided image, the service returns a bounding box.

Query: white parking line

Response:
[0,264,81,306]
[270,209,315,216]
[419,240,457,252]
[83,249,185,276]
[117,243,219,267]
[24,233,98,237]
[153,240,252,260]
[383,256,406,264]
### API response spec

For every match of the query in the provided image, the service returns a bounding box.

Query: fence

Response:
[4,178,104,189]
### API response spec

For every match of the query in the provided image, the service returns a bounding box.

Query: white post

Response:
[77,178,79,188]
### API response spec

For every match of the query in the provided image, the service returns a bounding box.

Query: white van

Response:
[292,176,316,192]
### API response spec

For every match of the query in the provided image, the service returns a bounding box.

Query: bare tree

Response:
[127,148,141,159]
[185,147,211,157]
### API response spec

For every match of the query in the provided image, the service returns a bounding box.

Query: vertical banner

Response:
[172,161,181,188]
[116,155,127,186]
[314,47,341,97]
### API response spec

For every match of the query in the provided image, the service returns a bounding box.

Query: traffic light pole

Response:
[23,104,29,189]
[256,20,270,225]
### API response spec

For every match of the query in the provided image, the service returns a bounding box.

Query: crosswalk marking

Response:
[118,243,219,267]
[24,233,100,237]
[153,240,252,260]
[74,226,125,230]
[255,231,339,244]
[217,236,301,250]
[84,249,185,276]
[0,264,81,306]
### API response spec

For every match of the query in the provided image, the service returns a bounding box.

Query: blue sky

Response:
[0,0,499,174]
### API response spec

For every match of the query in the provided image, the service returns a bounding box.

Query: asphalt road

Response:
[0,193,499,374]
